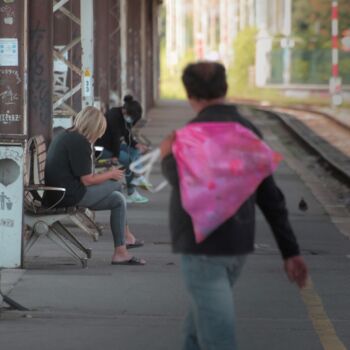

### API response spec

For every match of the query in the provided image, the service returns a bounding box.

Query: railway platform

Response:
[1,101,350,350]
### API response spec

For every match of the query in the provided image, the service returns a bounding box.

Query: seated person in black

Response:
[45,106,145,265]
[96,95,150,204]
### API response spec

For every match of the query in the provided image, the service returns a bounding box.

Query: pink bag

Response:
[172,122,282,243]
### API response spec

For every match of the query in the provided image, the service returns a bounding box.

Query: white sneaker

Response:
[131,175,153,190]
[126,189,149,204]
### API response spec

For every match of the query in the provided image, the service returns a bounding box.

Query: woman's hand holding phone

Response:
[109,167,125,181]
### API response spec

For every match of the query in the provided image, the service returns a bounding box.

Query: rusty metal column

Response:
[144,0,154,110]
[120,0,127,98]
[108,0,121,106]
[94,0,109,112]
[28,0,53,141]
[140,0,146,112]
[0,0,27,268]
[152,0,161,104]
[126,0,142,101]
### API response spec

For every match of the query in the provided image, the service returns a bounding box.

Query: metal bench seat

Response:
[23,135,102,267]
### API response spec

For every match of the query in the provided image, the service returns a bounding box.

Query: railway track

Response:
[239,103,350,185]
[234,103,350,240]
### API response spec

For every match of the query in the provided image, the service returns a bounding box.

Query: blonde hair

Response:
[72,106,106,143]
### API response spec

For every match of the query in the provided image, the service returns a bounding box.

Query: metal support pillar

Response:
[80,0,94,108]
[108,0,121,107]
[94,0,110,111]
[145,0,155,110]
[120,0,128,99]
[152,0,160,104]
[28,0,54,141]
[126,0,142,102]
[140,0,147,112]
[0,0,27,268]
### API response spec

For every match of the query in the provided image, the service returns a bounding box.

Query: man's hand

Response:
[284,255,308,288]
[160,132,176,159]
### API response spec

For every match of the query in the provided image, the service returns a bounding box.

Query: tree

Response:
[293,0,350,49]
[229,27,257,92]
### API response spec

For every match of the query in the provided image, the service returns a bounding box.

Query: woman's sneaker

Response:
[131,175,153,190]
[127,189,149,204]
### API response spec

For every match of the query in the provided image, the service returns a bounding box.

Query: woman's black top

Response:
[96,107,138,157]
[44,130,92,207]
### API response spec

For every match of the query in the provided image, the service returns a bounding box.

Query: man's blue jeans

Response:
[181,254,246,350]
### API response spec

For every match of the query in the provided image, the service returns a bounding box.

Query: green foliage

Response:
[159,44,195,100]
[270,48,350,84]
[228,27,258,94]
[293,0,350,49]
[291,58,309,83]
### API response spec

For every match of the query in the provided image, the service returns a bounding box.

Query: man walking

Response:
[160,61,308,350]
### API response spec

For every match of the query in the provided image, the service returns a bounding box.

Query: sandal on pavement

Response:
[111,256,146,266]
[126,239,144,249]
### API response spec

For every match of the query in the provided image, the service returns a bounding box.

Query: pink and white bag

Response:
[172,122,282,243]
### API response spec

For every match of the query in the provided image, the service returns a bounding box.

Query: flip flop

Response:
[111,256,146,266]
[126,239,144,249]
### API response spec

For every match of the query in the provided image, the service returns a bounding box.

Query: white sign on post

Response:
[0,145,23,268]
[0,38,18,67]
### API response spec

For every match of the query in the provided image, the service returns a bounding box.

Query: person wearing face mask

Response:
[96,95,151,204]
[44,106,146,265]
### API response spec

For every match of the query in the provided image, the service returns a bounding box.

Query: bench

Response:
[23,135,101,267]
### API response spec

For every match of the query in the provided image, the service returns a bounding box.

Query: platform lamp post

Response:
[330,0,343,107]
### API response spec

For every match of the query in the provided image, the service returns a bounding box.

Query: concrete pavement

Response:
[1,101,350,350]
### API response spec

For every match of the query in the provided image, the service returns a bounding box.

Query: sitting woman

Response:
[96,95,151,204]
[44,106,146,265]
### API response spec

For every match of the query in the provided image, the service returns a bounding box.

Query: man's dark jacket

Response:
[96,107,138,157]
[161,104,300,259]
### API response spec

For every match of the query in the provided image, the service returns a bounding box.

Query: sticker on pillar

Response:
[0,38,18,66]
[83,69,92,97]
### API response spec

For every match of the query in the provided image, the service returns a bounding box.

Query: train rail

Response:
[239,103,350,185]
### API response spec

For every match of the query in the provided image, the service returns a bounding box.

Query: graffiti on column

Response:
[0,113,21,124]
[29,21,51,125]
[0,85,18,104]
[0,5,15,25]
[0,69,21,83]
[0,39,22,129]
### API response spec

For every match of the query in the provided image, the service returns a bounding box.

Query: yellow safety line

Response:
[300,278,347,350]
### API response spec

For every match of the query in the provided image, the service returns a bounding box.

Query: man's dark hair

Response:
[123,95,142,124]
[181,61,228,100]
